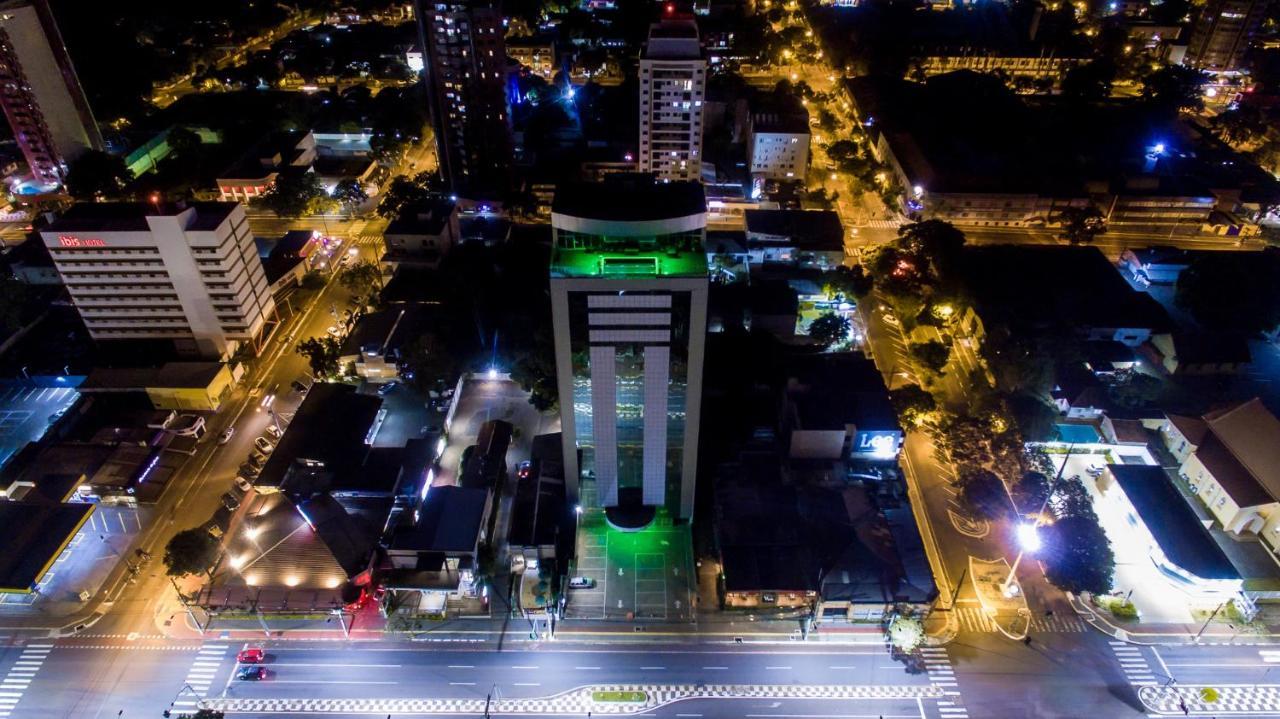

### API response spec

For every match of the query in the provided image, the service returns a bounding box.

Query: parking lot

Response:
[0,504,151,612]
[567,511,695,621]
[0,381,79,468]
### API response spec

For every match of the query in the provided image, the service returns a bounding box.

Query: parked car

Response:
[254,437,275,454]
[248,451,267,466]
[326,325,341,337]
[236,666,266,681]
[239,463,261,478]
[234,476,254,493]
[218,427,235,445]
[376,381,398,396]
[222,493,240,511]
[517,461,533,480]
[236,647,265,664]
[264,424,283,439]
[882,310,900,327]
[568,576,596,589]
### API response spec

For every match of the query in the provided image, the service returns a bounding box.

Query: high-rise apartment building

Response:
[639,19,706,182]
[1185,0,1269,72]
[549,176,709,524]
[413,0,511,197]
[0,0,102,187]
[40,202,275,360]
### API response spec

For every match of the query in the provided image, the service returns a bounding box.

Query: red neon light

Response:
[58,235,106,248]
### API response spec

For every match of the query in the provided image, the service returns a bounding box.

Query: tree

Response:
[1042,515,1115,594]
[911,340,951,375]
[1005,392,1058,442]
[1061,60,1116,104]
[1055,206,1107,245]
[1211,106,1269,146]
[804,187,838,209]
[509,327,558,412]
[823,265,874,301]
[1107,371,1163,409]
[1012,470,1051,514]
[163,527,220,580]
[889,384,936,427]
[1141,65,1209,113]
[64,150,132,200]
[400,333,460,393]
[332,178,369,217]
[338,259,384,296]
[252,171,334,218]
[166,126,202,157]
[376,171,444,219]
[957,467,1012,520]
[296,336,343,378]
[887,614,924,653]
[808,311,851,348]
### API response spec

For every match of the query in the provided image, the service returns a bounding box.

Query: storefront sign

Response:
[58,235,106,248]
[853,430,902,459]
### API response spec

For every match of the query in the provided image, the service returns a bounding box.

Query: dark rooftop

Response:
[783,352,899,434]
[44,202,239,234]
[338,304,440,359]
[961,245,1171,334]
[1108,464,1240,581]
[1193,431,1273,508]
[388,485,488,554]
[745,210,843,253]
[257,384,382,492]
[386,200,456,237]
[751,94,810,136]
[81,362,226,391]
[552,175,706,222]
[0,501,93,592]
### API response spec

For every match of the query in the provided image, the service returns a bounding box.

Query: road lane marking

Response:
[766,666,792,670]
[513,682,541,687]
[574,666,600,670]
[447,665,474,669]
[265,662,402,668]
[450,682,476,686]
[703,666,728,670]
[511,665,539,669]
[264,675,394,680]
[641,666,665,670]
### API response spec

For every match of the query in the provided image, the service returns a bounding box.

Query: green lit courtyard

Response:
[566,509,696,621]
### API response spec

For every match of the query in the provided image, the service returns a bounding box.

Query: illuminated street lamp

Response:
[1002,523,1041,597]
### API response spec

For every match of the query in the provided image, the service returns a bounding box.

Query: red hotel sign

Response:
[58,235,106,247]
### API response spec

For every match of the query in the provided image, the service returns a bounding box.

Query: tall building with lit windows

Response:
[549,176,709,525]
[1185,0,1268,72]
[39,202,274,360]
[0,0,102,188]
[639,18,706,182]
[413,0,511,196]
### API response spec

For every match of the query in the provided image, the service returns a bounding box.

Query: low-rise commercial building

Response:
[1177,399,1280,555]
[781,353,901,461]
[382,200,459,270]
[743,209,843,269]
[338,304,438,381]
[217,131,317,202]
[80,362,235,411]
[747,95,809,181]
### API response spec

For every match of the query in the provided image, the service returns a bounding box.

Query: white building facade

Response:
[41,202,275,359]
[639,19,705,182]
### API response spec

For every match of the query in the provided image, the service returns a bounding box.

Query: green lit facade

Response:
[550,202,709,521]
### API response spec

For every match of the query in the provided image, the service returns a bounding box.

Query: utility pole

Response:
[1193,600,1228,643]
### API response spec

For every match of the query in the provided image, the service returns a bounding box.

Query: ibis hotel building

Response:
[40,202,274,360]
[550,176,709,526]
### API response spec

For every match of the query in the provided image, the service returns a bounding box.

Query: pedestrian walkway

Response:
[1139,684,1280,715]
[920,647,970,718]
[1110,641,1158,686]
[0,643,51,717]
[953,606,1086,634]
[173,643,229,712]
[203,682,947,715]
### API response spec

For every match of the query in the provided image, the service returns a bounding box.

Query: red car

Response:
[236,647,265,664]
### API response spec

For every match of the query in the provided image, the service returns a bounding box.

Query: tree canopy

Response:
[332,178,369,216]
[1042,515,1115,594]
[911,340,951,375]
[1141,64,1208,114]
[296,336,343,378]
[163,527,220,579]
[65,150,133,200]
[808,312,851,348]
[1055,206,1107,245]
[253,171,335,218]
[889,384,936,426]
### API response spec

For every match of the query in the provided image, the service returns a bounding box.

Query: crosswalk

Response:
[953,606,1086,633]
[0,643,51,717]
[173,643,229,711]
[1110,641,1157,686]
[920,646,969,719]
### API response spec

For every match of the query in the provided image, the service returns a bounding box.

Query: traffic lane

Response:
[948,631,1144,719]
[1149,643,1280,685]
[213,646,936,700]
[10,645,199,719]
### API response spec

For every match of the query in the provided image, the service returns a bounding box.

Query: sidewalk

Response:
[1068,592,1280,645]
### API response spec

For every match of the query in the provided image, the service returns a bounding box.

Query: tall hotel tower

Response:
[0,0,102,187]
[638,18,705,182]
[549,176,709,525]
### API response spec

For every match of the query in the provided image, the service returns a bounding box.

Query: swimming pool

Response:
[1056,423,1101,444]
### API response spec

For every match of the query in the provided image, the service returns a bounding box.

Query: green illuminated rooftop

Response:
[551,233,708,279]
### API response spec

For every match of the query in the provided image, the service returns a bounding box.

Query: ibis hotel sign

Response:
[57,235,107,248]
